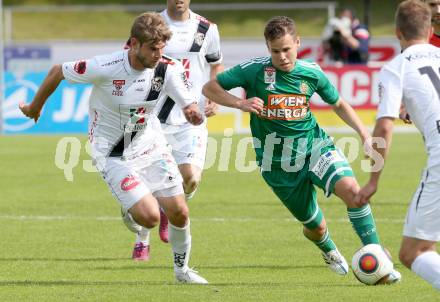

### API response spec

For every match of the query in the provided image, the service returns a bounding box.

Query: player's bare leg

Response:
[125,194,161,261]
[400,236,440,290]
[157,193,208,284]
[158,164,202,243]
[334,176,401,283]
[180,163,202,200]
[303,217,348,275]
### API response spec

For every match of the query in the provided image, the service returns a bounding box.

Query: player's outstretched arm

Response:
[19,64,65,122]
[202,79,263,114]
[355,117,395,205]
[332,98,371,144]
[204,63,225,117]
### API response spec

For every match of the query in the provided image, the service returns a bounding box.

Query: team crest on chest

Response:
[193,32,205,46]
[151,76,164,92]
[300,81,310,94]
[112,80,125,96]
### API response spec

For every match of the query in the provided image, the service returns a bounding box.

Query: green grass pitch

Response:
[0,133,438,301]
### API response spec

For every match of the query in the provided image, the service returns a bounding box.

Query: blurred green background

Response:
[3,0,401,40]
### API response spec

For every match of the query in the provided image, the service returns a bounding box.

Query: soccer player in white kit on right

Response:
[20,12,208,284]
[125,0,224,261]
[356,0,440,290]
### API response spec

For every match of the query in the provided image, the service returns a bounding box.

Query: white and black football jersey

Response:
[377,43,440,167]
[62,50,196,159]
[155,9,223,125]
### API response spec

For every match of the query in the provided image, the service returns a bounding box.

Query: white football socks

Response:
[169,220,192,272]
[136,227,150,245]
[411,251,440,290]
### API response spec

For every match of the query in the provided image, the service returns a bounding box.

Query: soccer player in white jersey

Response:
[356,0,440,290]
[126,0,224,261]
[19,12,208,284]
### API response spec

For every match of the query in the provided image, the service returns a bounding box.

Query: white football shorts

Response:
[98,144,183,212]
[403,164,440,241]
[162,124,208,169]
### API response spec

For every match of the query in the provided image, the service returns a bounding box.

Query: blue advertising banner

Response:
[4,71,91,134]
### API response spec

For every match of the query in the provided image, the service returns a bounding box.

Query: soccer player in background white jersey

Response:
[126,0,224,261]
[19,12,208,284]
[357,0,440,290]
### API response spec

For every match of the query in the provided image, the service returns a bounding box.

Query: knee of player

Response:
[345,180,360,197]
[139,216,159,229]
[168,204,189,227]
[136,211,160,229]
[336,178,360,207]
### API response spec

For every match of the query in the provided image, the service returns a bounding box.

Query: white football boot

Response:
[322,249,349,275]
[175,267,208,284]
[384,269,402,284]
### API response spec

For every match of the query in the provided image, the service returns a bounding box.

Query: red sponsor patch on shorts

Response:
[74,60,87,74]
[120,175,140,191]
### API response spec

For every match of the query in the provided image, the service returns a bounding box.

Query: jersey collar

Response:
[161,9,194,26]
[123,49,145,75]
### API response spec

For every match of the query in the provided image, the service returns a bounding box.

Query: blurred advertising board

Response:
[3,65,380,134]
[2,39,404,134]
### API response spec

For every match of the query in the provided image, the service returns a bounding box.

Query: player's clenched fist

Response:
[237,97,264,114]
[183,103,204,125]
[204,99,218,117]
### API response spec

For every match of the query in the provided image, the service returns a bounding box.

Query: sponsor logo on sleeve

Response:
[101,59,123,67]
[74,60,87,74]
[181,58,190,79]
[260,94,309,121]
[378,81,384,103]
[180,72,191,90]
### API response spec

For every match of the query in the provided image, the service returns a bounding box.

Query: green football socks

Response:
[312,229,337,253]
[347,204,380,245]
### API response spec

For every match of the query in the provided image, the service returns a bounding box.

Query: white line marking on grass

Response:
[0,215,405,223]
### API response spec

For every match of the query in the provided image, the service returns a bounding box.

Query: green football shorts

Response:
[261,145,353,229]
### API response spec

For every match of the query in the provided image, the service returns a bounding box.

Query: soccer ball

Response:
[351,244,394,285]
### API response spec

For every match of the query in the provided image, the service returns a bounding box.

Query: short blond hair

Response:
[130,12,172,45]
[396,0,431,40]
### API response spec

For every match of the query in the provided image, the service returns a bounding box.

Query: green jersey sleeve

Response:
[316,68,339,105]
[216,64,248,91]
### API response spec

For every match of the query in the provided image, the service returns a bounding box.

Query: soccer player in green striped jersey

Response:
[203,16,401,282]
